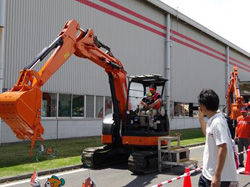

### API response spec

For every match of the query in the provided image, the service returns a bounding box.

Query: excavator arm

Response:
[226,67,248,120]
[0,20,128,154]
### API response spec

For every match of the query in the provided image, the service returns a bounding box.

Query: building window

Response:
[42,92,57,117]
[72,95,84,117]
[96,96,104,118]
[174,102,189,117]
[86,95,94,118]
[105,96,112,116]
[189,103,199,117]
[59,94,71,117]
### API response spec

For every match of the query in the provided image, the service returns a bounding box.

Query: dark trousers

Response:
[198,174,231,187]
[238,138,250,165]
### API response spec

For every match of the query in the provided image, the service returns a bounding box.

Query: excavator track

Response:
[81,145,129,168]
[128,150,158,174]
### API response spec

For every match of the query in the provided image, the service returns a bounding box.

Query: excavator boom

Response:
[227,67,249,120]
[0,20,128,154]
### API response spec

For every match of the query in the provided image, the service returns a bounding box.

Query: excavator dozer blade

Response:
[0,87,44,140]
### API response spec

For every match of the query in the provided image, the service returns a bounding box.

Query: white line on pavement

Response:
[0,168,88,187]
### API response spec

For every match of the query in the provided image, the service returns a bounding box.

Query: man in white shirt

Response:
[198,89,238,187]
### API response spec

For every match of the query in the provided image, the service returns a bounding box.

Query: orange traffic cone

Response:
[183,167,192,187]
[240,145,250,175]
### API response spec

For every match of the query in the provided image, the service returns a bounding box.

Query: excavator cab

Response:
[124,75,169,138]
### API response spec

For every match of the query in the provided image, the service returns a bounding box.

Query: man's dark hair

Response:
[198,89,219,111]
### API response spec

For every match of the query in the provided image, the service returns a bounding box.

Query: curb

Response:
[184,142,205,148]
[0,143,205,184]
[0,164,82,184]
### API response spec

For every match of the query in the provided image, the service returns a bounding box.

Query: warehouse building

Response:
[0,0,249,143]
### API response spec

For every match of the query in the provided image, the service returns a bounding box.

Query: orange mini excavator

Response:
[226,67,249,137]
[0,20,170,174]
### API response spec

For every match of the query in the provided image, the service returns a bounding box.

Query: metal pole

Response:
[165,13,171,120]
[225,46,230,108]
[0,0,6,145]
[57,93,59,139]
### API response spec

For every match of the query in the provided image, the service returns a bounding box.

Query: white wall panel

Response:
[41,120,58,140]
[2,0,250,144]
[57,120,102,139]
[171,41,226,104]
[4,0,165,96]
[170,18,228,104]
[0,120,102,143]
[170,118,200,130]
[1,122,20,143]
[229,49,250,81]
[171,18,226,55]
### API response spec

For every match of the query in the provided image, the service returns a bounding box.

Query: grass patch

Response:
[0,129,205,178]
[0,156,81,178]
[170,128,205,146]
[0,137,101,178]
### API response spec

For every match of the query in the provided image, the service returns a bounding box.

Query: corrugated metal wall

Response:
[1,0,250,143]
[4,0,249,100]
[4,0,165,96]
[170,17,227,104]
[229,49,250,81]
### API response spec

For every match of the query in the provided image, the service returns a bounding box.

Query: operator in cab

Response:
[139,84,162,129]
[140,84,162,110]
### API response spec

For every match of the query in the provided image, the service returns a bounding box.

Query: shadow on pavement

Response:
[123,173,157,187]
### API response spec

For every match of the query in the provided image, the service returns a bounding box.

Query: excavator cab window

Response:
[125,75,169,133]
[128,82,144,111]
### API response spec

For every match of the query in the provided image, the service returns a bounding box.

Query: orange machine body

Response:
[0,20,128,154]
[0,20,168,156]
[227,67,249,120]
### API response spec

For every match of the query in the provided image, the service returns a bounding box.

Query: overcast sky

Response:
[160,0,250,54]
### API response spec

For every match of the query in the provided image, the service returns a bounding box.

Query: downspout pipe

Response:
[165,13,171,121]
[0,0,6,145]
[225,46,230,110]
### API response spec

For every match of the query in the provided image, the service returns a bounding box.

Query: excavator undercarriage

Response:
[81,145,129,169]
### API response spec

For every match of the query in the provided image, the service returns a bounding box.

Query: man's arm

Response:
[148,98,162,109]
[198,108,206,136]
[211,143,227,187]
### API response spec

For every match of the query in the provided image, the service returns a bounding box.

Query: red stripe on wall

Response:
[229,61,250,72]
[98,0,166,30]
[230,57,250,69]
[172,36,250,72]
[76,0,165,37]
[100,0,250,70]
[170,36,226,63]
[171,29,226,57]
[99,0,228,59]
[76,0,250,72]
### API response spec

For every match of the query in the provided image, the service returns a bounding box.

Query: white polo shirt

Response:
[202,112,238,182]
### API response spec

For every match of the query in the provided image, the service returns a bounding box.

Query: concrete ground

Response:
[0,146,249,187]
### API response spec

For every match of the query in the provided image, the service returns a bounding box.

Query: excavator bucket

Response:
[0,87,44,143]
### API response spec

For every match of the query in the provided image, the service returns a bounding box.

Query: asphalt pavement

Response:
[1,145,249,187]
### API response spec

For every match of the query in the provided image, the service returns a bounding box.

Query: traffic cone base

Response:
[183,167,192,187]
[239,145,250,175]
